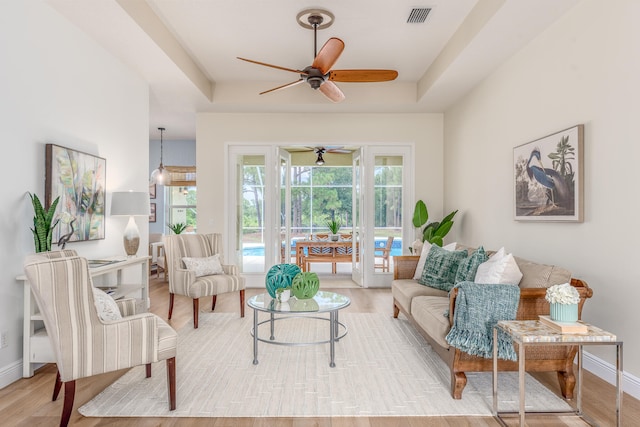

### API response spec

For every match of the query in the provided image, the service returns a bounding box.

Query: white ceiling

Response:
[46,0,579,140]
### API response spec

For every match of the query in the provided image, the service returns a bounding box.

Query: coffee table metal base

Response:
[251,310,347,367]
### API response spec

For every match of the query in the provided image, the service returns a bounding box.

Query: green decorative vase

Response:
[550,303,578,322]
[265,264,301,298]
[291,272,320,299]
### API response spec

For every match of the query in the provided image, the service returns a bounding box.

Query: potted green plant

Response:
[168,222,187,234]
[29,192,60,253]
[325,217,341,241]
[412,200,457,249]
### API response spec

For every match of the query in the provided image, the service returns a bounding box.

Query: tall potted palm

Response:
[412,200,457,249]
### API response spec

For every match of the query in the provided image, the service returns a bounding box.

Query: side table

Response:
[493,320,622,426]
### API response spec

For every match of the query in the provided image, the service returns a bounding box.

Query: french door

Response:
[226,143,413,287]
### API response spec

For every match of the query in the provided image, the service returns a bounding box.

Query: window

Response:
[167,186,197,233]
[289,166,353,238]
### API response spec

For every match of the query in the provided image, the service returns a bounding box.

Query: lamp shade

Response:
[110,191,150,216]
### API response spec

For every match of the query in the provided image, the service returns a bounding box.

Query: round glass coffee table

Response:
[247,290,350,367]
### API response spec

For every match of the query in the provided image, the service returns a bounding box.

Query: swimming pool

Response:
[242,238,403,257]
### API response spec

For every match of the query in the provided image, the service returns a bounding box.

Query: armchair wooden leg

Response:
[166,357,176,410]
[211,295,217,311]
[168,293,175,319]
[146,363,152,378]
[60,380,75,427]
[193,298,199,328]
[52,369,62,401]
[240,289,245,317]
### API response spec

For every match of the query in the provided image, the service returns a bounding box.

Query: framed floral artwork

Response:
[513,125,584,222]
[45,144,106,243]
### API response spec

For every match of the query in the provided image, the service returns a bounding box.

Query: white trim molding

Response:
[0,360,24,389]
[584,350,640,400]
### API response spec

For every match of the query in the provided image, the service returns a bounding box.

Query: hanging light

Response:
[315,148,325,166]
[150,127,172,185]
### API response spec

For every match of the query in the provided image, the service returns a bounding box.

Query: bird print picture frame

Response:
[45,144,107,244]
[513,125,584,222]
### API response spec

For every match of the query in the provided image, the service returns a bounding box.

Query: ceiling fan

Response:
[237,9,398,103]
[288,146,352,165]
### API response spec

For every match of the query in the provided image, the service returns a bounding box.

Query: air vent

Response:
[407,8,432,23]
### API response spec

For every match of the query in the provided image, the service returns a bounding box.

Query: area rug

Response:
[79,312,572,417]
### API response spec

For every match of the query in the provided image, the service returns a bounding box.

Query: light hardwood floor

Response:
[2,276,637,426]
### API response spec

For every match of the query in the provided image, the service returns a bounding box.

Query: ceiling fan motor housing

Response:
[302,66,327,90]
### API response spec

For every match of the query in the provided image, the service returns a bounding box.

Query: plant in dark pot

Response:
[412,200,457,249]
[29,192,60,253]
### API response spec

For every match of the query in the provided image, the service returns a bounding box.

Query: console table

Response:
[18,256,150,377]
[493,319,622,426]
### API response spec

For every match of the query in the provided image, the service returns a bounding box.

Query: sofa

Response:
[392,247,593,399]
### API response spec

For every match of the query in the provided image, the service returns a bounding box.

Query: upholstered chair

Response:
[23,255,177,427]
[164,233,245,328]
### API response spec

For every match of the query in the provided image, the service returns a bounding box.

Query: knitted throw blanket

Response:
[445,281,520,361]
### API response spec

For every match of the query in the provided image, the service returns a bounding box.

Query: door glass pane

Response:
[373,156,403,273]
[240,155,266,273]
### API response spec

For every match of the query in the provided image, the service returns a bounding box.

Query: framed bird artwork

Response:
[513,125,584,222]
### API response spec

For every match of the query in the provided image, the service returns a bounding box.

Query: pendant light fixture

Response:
[315,148,325,166]
[150,127,171,185]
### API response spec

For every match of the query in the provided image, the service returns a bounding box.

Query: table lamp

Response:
[110,191,150,256]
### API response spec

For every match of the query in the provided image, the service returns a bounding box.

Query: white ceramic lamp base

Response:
[123,216,140,256]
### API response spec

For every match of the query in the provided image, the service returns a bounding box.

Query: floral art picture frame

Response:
[513,125,584,222]
[45,143,106,243]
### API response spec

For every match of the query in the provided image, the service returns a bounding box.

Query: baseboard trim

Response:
[584,350,640,400]
[0,360,23,390]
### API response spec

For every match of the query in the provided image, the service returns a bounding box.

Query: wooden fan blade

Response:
[237,57,308,75]
[329,69,398,82]
[318,80,345,103]
[312,37,345,74]
[259,79,304,95]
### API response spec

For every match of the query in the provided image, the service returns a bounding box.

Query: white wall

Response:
[444,0,640,383]
[196,113,444,239]
[0,1,149,387]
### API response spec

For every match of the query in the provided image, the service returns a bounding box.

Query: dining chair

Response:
[23,255,177,427]
[374,236,394,272]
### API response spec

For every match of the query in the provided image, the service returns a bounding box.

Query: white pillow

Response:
[182,254,224,277]
[92,287,122,321]
[413,241,457,280]
[474,251,523,285]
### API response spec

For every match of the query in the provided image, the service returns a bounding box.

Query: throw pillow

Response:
[454,246,488,283]
[182,254,224,277]
[413,241,457,280]
[474,251,523,285]
[92,287,122,321]
[418,244,468,291]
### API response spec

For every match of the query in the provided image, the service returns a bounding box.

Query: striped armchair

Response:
[164,233,246,328]
[23,255,177,427]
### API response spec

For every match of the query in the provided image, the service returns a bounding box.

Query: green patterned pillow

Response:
[418,245,468,291]
[455,246,488,283]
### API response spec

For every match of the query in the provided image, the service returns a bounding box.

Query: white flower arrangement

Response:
[545,283,580,305]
